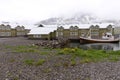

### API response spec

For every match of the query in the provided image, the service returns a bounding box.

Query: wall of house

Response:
[11,29,17,37]
[28,34,49,40]
[114,27,120,38]
[27,24,117,40]
[55,25,114,39]
[0,24,30,37]
[79,29,89,37]
[114,27,120,34]
[15,26,27,36]
[0,24,12,37]
[63,29,70,38]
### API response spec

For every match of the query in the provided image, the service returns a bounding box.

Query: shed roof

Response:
[28,25,57,34]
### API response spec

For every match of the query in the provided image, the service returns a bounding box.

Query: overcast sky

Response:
[0,0,120,24]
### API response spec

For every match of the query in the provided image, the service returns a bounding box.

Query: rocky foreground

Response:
[0,37,120,80]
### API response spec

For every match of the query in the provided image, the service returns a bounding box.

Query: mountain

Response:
[36,13,102,25]
[36,13,120,26]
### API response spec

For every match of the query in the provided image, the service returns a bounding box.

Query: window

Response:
[75,32,78,36]
[1,26,5,30]
[1,32,5,36]
[91,31,99,36]
[58,26,64,31]
[107,25,112,28]
[70,26,74,31]
[34,35,41,38]
[107,25,112,31]
[70,26,78,31]
[6,25,11,30]
[70,32,78,36]
[95,25,99,29]
[56,32,58,37]
[58,32,63,36]
[74,26,78,30]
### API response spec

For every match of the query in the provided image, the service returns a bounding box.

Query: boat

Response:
[80,37,119,43]
[80,27,120,43]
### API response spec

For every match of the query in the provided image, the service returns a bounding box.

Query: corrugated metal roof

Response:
[28,25,57,34]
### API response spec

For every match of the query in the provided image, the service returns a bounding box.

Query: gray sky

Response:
[0,0,120,23]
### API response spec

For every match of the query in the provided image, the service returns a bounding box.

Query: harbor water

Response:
[68,42,120,51]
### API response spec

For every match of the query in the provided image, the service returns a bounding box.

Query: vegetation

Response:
[6,45,120,64]
[43,68,52,73]
[13,45,40,53]
[35,59,46,66]
[9,58,16,63]
[40,51,49,55]
[24,59,35,65]
[23,59,46,66]
[70,59,76,66]
[57,48,120,63]
[8,45,53,55]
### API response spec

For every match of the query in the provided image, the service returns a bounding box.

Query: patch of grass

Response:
[24,59,46,66]
[9,58,15,63]
[5,45,13,49]
[14,45,40,53]
[83,50,109,62]
[57,48,76,55]
[85,78,91,80]
[40,52,49,55]
[12,77,19,80]
[9,45,56,55]
[109,56,119,62]
[80,58,92,64]
[24,59,35,65]
[109,50,120,55]
[57,48,120,63]
[6,45,120,64]
[70,60,76,66]
[35,59,46,66]
[43,68,52,73]
[43,47,52,50]
[6,45,58,56]
[54,63,62,67]
[63,62,69,67]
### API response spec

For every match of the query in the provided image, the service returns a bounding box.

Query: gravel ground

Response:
[0,37,120,80]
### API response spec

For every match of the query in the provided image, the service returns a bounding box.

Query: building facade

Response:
[54,24,114,40]
[0,24,11,37]
[28,24,116,40]
[0,24,30,37]
[15,26,30,36]
[114,26,120,38]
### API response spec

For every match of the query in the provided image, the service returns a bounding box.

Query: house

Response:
[56,23,114,39]
[114,24,120,38]
[0,24,30,37]
[15,26,30,37]
[28,25,57,40]
[0,24,11,37]
[27,23,115,40]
